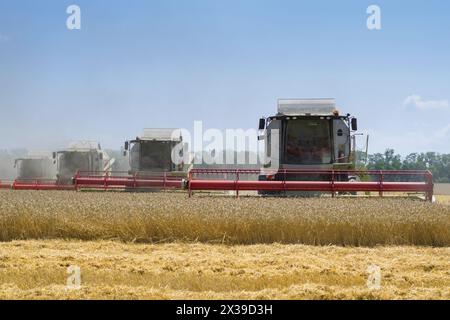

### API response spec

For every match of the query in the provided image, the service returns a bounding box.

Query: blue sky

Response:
[0,0,449,155]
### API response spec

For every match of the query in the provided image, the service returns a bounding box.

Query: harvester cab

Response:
[259,99,357,171]
[123,128,187,175]
[53,141,114,184]
[258,99,358,188]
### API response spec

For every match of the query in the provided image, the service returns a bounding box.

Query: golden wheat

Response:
[436,195,450,205]
[0,240,448,300]
[0,190,449,246]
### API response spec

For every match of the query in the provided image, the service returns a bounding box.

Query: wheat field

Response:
[0,190,449,300]
[0,190,449,246]
[436,195,450,205]
[0,240,449,300]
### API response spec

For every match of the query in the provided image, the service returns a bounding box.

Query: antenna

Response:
[365,135,370,165]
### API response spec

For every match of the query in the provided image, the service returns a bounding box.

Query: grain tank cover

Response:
[140,128,182,141]
[277,99,337,116]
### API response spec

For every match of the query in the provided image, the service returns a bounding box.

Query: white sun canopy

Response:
[140,128,182,141]
[67,141,101,151]
[277,99,337,116]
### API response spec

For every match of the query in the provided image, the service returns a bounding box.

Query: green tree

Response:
[367,149,402,170]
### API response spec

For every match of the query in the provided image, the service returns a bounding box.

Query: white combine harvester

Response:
[53,141,115,184]
[14,151,57,181]
[68,130,189,191]
[186,99,434,201]
[124,128,189,174]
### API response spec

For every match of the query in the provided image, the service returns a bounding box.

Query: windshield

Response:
[58,152,91,177]
[139,141,173,171]
[284,119,332,165]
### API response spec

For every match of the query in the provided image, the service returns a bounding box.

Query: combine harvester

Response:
[186,99,434,201]
[2,100,434,201]
[73,129,188,191]
[10,152,59,190]
[55,141,114,184]
[9,141,114,190]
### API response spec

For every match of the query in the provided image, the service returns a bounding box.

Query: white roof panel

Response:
[140,128,182,141]
[277,99,337,116]
[67,141,101,151]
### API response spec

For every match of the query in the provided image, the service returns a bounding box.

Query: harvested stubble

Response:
[0,240,449,300]
[0,190,449,246]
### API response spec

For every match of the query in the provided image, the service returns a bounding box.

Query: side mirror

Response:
[52,152,57,160]
[99,153,103,160]
[124,141,129,151]
[351,118,358,131]
[259,118,266,130]
[123,150,127,157]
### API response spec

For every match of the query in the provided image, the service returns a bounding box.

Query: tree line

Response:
[358,149,450,183]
